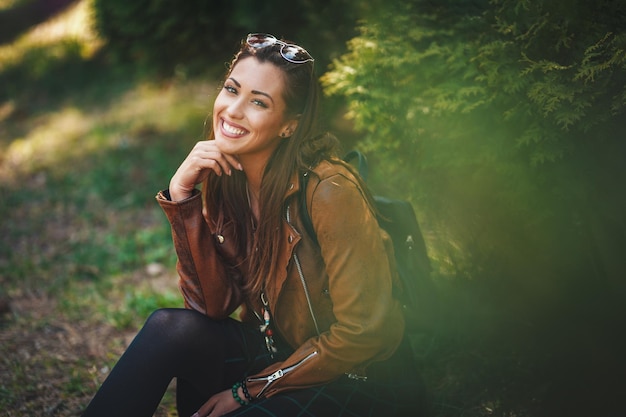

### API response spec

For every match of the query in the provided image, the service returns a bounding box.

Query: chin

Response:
[214,136,240,154]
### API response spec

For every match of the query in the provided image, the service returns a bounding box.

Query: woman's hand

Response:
[169,141,243,201]
[191,388,242,417]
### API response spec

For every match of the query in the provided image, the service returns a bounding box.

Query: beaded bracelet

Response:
[231,382,248,406]
[241,379,254,403]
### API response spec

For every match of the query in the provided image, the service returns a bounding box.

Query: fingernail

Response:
[238,163,243,171]
[191,413,199,417]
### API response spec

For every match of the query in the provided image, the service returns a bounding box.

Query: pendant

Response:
[260,292,278,357]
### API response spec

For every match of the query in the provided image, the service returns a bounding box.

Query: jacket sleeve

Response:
[156,189,244,319]
[244,171,405,398]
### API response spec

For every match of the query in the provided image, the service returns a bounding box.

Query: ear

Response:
[280,116,300,138]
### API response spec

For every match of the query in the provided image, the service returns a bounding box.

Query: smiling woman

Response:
[81,33,426,417]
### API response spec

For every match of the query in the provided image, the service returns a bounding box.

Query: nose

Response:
[226,96,245,119]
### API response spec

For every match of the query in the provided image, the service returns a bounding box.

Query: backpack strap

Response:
[343,150,369,182]
[299,151,370,246]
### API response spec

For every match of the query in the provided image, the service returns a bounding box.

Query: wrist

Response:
[168,185,194,202]
[241,379,254,403]
[231,382,249,406]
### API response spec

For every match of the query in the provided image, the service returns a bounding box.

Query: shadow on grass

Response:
[1,43,142,144]
[0,0,80,44]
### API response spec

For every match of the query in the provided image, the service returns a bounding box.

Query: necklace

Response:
[260,290,277,357]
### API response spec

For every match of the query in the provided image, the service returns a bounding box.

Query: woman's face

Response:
[213,57,295,163]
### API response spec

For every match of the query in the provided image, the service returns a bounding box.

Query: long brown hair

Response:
[201,36,339,297]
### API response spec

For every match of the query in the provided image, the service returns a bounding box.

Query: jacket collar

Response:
[284,170,302,201]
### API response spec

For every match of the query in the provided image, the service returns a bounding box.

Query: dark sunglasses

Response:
[246,33,314,64]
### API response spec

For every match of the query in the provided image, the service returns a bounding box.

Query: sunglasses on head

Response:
[246,33,314,64]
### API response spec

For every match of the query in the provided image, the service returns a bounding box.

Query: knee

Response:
[144,308,214,341]
[144,308,180,329]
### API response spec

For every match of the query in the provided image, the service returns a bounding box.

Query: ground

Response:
[0,275,179,416]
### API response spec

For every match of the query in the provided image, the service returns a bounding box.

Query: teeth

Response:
[223,120,246,136]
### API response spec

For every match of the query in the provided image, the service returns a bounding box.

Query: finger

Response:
[193,399,215,417]
[196,141,243,172]
[197,150,243,177]
[190,151,228,176]
[222,153,243,172]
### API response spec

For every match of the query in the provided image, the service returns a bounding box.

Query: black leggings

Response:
[81,308,426,417]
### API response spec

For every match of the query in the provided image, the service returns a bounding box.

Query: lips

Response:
[221,119,249,137]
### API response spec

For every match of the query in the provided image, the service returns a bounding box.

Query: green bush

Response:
[322,0,626,290]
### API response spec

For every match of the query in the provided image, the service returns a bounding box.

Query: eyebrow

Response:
[228,77,274,104]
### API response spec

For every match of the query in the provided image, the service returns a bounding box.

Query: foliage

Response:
[323,2,626,414]
[91,0,362,74]
[322,0,626,282]
[324,0,626,166]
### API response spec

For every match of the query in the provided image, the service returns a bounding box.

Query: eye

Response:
[224,84,237,94]
[252,98,268,108]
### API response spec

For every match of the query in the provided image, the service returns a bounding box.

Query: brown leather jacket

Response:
[156,160,405,399]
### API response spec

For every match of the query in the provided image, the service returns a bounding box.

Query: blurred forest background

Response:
[1,0,625,416]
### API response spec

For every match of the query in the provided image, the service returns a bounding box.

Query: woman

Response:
[82,33,425,417]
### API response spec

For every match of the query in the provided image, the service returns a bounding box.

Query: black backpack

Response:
[299,150,437,332]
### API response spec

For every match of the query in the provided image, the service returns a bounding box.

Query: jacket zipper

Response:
[285,202,370,384]
[286,204,321,336]
[247,350,318,397]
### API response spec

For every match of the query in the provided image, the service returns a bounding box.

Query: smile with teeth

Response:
[222,119,248,136]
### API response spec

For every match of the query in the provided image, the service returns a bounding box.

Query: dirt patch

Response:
[0,293,175,416]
